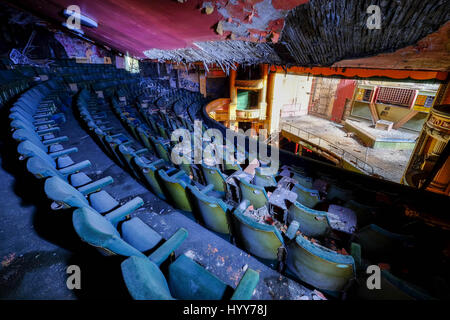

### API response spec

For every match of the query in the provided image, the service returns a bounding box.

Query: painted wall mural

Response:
[54,32,110,63]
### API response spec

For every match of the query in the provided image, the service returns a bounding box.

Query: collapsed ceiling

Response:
[6,0,450,71]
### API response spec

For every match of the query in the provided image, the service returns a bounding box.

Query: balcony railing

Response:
[281,122,375,175]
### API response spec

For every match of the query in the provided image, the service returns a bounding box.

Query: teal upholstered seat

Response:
[356,269,435,300]
[201,163,227,195]
[25,155,113,190]
[158,169,193,212]
[292,183,321,208]
[188,184,231,235]
[288,201,331,237]
[134,158,173,199]
[238,178,269,210]
[44,176,143,218]
[12,128,74,155]
[150,136,171,162]
[231,201,284,263]
[286,234,355,293]
[253,167,277,188]
[355,224,414,261]
[17,140,75,168]
[121,254,259,300]
[72,206,162,256]
[117,144,149,178]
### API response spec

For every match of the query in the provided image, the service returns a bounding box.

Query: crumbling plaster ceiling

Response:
[7,0,450,72]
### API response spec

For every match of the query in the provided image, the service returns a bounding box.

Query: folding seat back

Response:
[122,254,259,300]
[12,128,46,148]
[288,201,331,237]
[254,167,277,188]
[151,137,171,162]
[286,234,355,293]
[44,175,89,209]
[157,124,169,140]
[292,183,321,208]
[294,174,314,189]
[121,256,175,300]
[238,178,269,210]
[188,185,231,235]
[26,155,64,180]
[72,206,146,257]
[201,164,227,194]
[355,268,434,300]
[136,126,155,153]
[355,224,414,261]
[231,201,284,262]
[134,158,169,199]
[158,169,193,212]
[17,140,56,163]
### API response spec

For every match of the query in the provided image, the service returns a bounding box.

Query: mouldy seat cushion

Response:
[168,254,227,300]
[72,207,144,257]
[49,143,64,152]
[69,172,92,187]
[88,190,119,214]
[56,155,75,168]
[121,217,162,252]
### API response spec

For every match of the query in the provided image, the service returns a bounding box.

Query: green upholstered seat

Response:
[73,206,163,256]
[188,185,231,235]
[355,224,414,261]
[254,167,277,188]
[44,176,143,218]
[158,169,193,212]
[201,164,227,195]
[292,183,321,208]
[231,201,284,262]
[134,158,170,200]
[356,269,435,300]
[288,201,331,237]
[238,178,269,210]
[121,254,259,300]
[17,140,75,168]
[150,136,171,162]
[286,234,355,293]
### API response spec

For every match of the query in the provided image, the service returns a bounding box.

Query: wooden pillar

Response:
[229,68,238,128]
[266,70,276,133]
[199,71,207,97]
[258,64,269,121]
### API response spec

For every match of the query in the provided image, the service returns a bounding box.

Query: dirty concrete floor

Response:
[0,97,316,300]
[283,115,416,183]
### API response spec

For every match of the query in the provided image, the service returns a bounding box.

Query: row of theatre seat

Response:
[4,64,437,300]
[72,80,435,300]
[8,78,260,300]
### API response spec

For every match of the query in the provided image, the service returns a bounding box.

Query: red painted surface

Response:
[11,0,311,58]
[330,79,357,123]
[13,0,224,57]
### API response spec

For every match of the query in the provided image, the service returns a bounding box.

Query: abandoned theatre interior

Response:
[0,0,449,303]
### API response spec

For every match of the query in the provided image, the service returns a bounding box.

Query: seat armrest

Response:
[152,159,165,168]
[172,170,184,179]
[230,268,260,300]
[34,120,55,126]
[78,176,114,195]
[201,184,215,194]
[105,197,144,225]
[135,148,149,156]
[43,136,69,145]
[37,127,60,135]
[49,147,78,158]
[285,220,300,240]
[148,228,188,266]
[351,242,362,271]
[58,160,91,175]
